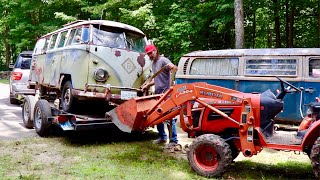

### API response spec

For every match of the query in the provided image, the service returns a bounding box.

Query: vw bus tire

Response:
[310,137,320,179]
[61,81,77,112]
[33,99,52,137]
[22,95,37,129]
[187,134,232,177]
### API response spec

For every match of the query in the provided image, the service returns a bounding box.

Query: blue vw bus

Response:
[176,48,320,123]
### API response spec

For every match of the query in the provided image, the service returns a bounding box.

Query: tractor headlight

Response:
[93,68,109,82]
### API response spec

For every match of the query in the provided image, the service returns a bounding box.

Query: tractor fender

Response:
[301,120,320,149]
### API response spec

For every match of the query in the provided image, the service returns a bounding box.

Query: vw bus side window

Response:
[57,31,68,48]
[245,59,297,76]
[189,58,239,76]
[70,28,82,44]
[82,27,89,43]
[34,38,47,54]
[67,29,77,46]
[309,59,320,77]
[48,34,58,50]
[43,37,50,51]
[92,25,125,48]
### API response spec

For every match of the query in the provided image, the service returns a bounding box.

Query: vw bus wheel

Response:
[22,95,37,129]
[310,137,320,179]
[187,134,232,177]
[61,81,76,112]
[33,100,52,137]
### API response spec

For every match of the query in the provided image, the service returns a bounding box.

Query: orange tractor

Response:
[108,77,320,178]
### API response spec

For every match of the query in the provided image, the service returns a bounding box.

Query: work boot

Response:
[164,142,182,152]
[153,138,167,144]
[166,142,178,148]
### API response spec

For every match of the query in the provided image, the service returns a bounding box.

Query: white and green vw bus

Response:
[29,20,152,112]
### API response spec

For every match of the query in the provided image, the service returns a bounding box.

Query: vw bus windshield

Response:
[125,32,146,53]
[92,26,125,48]
[92,25,146,53]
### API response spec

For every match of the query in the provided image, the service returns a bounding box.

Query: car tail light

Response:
[12,72,23,80]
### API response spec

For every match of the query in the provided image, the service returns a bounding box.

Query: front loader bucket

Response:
[107,95,160,133]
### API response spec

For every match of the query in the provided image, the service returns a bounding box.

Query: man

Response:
[142,44,178,145]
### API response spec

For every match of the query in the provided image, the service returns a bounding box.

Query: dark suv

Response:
[9,51,34,104]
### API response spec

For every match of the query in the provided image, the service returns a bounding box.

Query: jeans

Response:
[157,118,178,143]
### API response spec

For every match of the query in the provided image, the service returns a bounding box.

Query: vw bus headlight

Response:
[93,68,109,82]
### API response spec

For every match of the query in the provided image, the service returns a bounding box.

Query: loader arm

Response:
[109,82,258,156]
[110,82,254,132]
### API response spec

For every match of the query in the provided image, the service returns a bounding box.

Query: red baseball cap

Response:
[145,44,156,54]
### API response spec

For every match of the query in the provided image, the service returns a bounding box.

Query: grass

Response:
[0,129,315,179]
[0,78,9,84]
[0,130,203,180]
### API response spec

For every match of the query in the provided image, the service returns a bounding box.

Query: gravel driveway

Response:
[0,83,36,140]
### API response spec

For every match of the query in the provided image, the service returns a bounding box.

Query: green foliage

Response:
[0,0,320,65]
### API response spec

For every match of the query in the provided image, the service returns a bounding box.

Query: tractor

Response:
[108,77,320,178]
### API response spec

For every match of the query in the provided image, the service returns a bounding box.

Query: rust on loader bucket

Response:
[108,95,160,132]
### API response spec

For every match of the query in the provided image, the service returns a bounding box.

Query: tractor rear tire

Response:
[33,99,52,137]
[22,95,37,129]
[187,134,232,177]
[310,137,320,179]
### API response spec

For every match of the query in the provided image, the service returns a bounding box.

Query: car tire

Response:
[9,96,19,104]
[33,99,52,137]
[9,90,19,104]
[61,81,77,112]
[22,95,37,129]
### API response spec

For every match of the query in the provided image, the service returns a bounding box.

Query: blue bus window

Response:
[309,59,320,77]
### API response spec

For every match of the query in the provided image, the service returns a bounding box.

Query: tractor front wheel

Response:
[187,134,232,177]
[310,137,320,179]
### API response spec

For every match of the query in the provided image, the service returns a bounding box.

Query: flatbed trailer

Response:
[22,94,115,137]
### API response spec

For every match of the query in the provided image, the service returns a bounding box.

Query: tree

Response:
[234,0,245,48]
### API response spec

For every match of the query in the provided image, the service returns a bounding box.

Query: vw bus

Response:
[29,20,152,112]
[176,48,320,123]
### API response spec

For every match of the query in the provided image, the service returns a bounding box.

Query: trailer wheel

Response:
[33,99,52,137]
[187,134,232,177]
[310,137,320,179]
[22,95,37,129]
[61,81,76,112]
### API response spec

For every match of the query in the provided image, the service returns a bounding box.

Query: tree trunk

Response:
[234,0,245,49]
[253,12,256,48]
[318,1,320,47]
[273,0,281,47]
[268,27,272,47]
[5,25,11,69]
[289,4,294,47]
[285,0,290,47]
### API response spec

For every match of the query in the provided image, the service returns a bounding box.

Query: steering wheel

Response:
[276,76,301,92]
